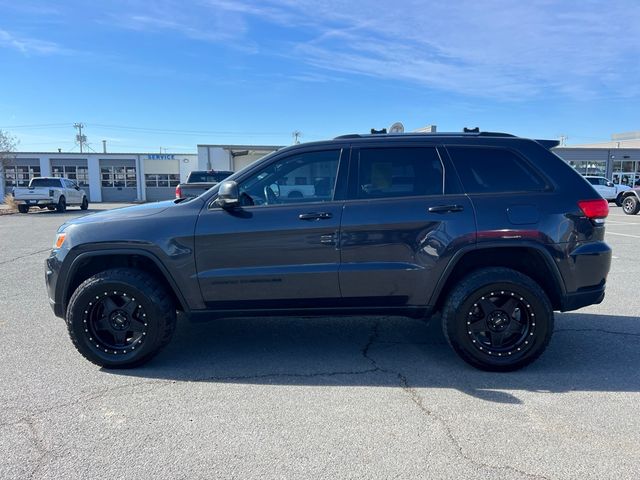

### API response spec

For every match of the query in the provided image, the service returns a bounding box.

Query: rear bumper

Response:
[558,240,611,312]
[15,199,55,206]
[560,286,606,312]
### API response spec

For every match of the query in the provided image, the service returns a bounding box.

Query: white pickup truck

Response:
[13,177,88,213]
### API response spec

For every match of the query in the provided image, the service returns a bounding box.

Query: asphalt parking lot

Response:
[1,204,639,479]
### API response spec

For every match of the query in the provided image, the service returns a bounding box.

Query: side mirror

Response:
[607,182,614,187]
[214,180,240,209]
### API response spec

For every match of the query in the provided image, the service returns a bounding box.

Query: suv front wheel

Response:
[66,268,176,368]
[441,268,553,371]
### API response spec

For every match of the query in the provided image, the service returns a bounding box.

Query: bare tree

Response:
[0,130,18,196]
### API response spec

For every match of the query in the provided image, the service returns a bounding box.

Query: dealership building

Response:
[3,131,640,202]
[1,144,281,202]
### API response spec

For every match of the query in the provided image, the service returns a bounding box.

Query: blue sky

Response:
[1,0,639,152]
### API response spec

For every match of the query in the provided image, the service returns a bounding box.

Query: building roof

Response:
[568,139,640,149]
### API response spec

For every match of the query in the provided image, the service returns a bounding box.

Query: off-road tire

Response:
[66,268,176,368]
[17,205,29,214]
[441,267,553,372]
[622,195,640,215]
[80,196,89,210]
[615,193,624,207]
[56,196,66,213]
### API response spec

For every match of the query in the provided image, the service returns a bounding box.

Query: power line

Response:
[90,123,292,136]
[0,123,71,129]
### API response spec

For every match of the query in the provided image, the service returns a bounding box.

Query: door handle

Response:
[299,212,333,220]
[428,204,464,213]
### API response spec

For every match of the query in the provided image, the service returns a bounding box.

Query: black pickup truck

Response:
[46,130,611,371]
[175,170,234,200]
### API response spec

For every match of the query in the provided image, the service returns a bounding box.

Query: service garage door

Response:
[100,159,137,202]
[51,159,90,201]
[143,158,180,202]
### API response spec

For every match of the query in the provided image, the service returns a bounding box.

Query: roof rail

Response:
[334,131,516,140]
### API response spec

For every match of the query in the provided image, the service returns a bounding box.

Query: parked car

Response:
[619,187,640,215]
[583,175,631,205]
[13,177,88,213]
[46,130,611,371]
[175,170,234,200]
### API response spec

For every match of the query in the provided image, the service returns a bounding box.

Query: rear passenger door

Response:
[444,145,553,245]
[339,144,476,308]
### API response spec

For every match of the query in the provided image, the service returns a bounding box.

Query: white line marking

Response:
[606,231,640,239]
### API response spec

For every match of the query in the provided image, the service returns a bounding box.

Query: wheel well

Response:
[65,254,185,311]
[434,247,563,311]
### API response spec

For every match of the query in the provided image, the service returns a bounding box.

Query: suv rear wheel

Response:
[66,268,176,368]
[56,196,66,213]
[441,267,553,371]
[622,195,640,215]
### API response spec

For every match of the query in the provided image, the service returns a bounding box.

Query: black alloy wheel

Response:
[66,268,176,368]
[465,290,535,357]
[442,267,553,371]
[85,291,149,354]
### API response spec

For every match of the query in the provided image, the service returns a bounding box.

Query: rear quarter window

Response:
[447,146,548,194]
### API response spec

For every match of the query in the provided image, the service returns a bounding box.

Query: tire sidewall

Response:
[444,271,553,371]
[67,278,166,367]
[622,196,638,215]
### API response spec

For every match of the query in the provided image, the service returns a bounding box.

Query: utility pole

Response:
[559,134,568,147]
[73,123,87,153]
[292,130,302,144]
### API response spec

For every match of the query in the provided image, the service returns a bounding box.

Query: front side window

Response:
[238,150,340,206]
[448,147,548,194]
[355,147,444,199]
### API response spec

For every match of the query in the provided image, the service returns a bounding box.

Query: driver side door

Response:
[194,147,347,310]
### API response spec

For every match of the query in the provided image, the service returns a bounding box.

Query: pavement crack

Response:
[364,318,550,480]
[0,248,50,266]
[19,416,52,480]
[555,328,640,338]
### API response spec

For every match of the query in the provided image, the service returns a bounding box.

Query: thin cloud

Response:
[0,29,72,55]
[193,0,640,99]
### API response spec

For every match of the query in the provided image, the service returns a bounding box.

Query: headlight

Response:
[53,233,66,249]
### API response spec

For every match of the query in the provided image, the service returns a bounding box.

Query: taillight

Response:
[578,199,609,223]
[175,185,182,199]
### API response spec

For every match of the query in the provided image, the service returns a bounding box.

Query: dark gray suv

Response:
[46,131,611,371]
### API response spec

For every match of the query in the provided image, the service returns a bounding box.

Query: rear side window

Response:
[447,147,548,194]
[30,178,63,188]
[356,147,443,199]
[586,177,598,185]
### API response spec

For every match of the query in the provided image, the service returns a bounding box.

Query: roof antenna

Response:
[463,127,480,133]
[371,128,387,134]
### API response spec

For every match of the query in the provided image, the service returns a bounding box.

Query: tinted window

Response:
[355,147,443,199]
[448,147,547,193]
[586,177,598,185]
[239,150,340,206]
[30,178,63,188]
[188,171,233,183]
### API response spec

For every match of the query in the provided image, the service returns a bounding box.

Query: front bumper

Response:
[45,250,65,318]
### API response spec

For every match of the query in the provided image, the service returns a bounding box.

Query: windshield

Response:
[29,178,62,188]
